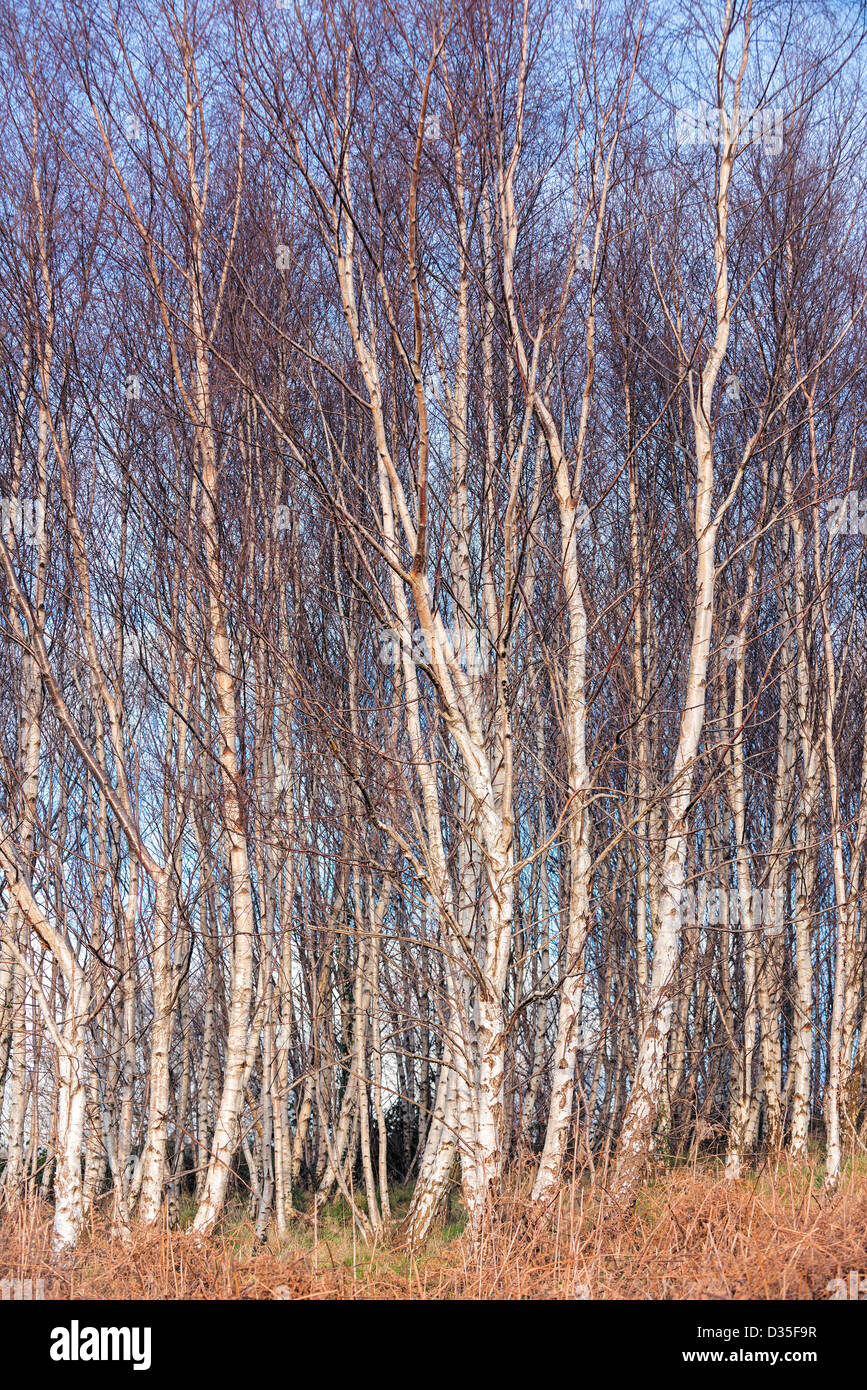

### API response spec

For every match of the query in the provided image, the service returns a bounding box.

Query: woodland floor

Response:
[2,1155,867,1299]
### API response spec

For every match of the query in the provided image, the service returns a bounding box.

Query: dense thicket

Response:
[1,0,866,1251]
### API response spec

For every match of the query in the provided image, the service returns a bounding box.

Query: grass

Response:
[2,1155,867,1299]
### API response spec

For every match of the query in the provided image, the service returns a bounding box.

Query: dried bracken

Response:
[3,1164,867,1300]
